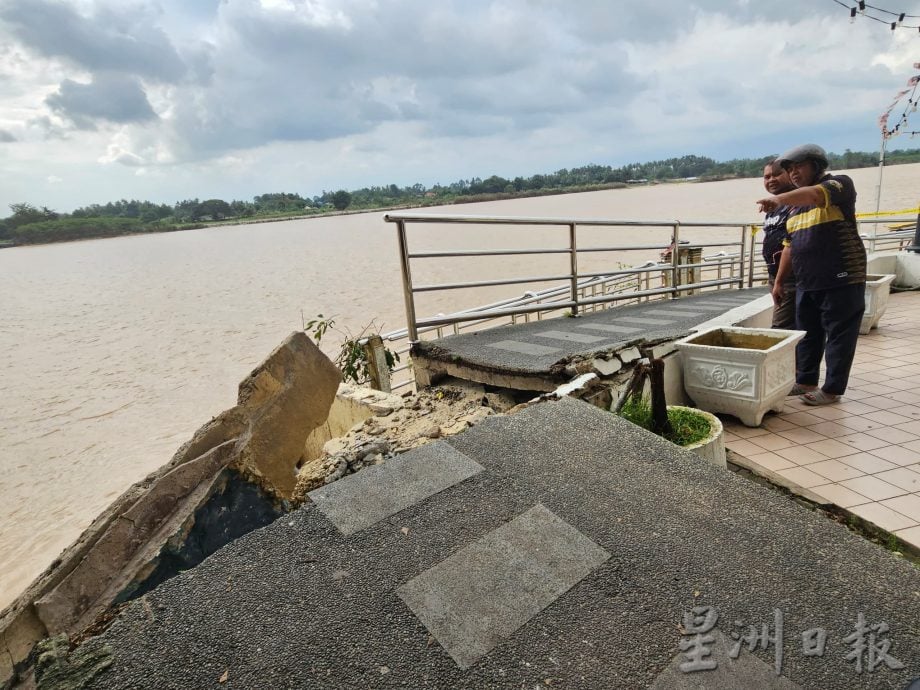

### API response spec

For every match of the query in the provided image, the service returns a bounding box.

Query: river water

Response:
[1,164,918,609]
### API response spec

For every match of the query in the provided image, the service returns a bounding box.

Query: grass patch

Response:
[617,396,711,446]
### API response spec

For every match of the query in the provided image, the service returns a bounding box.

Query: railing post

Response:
[569,222,579,316]
[738,224,747,289]
[746,224,755,288]
[670,222,680,298]
[396,219,419,342]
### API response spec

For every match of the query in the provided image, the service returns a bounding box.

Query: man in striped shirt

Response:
[756,144,866,406]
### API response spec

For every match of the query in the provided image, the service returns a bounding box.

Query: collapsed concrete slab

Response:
[54,397,920,688]
[0,331,340,686]
[409,289,769,393]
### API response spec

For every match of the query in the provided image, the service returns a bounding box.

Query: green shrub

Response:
[617,396,710,446]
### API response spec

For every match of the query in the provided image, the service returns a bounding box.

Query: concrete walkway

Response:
[411,288,769,389]
[81,397,920,688]
[725,289,920,554]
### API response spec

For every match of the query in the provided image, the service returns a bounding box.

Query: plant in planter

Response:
[613,355,726,468]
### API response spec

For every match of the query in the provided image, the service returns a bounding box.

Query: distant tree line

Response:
[2,148,919,247]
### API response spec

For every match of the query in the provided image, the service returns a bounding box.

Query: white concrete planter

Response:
[675,327,805,427]
[669,405,726,469]
[860,274,896,335]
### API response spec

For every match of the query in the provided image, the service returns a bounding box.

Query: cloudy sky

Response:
[1,0,919,212]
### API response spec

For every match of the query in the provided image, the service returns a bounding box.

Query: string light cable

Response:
[830,0,920,30]
[879,74,920,138]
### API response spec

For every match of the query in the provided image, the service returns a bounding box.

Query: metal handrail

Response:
[377,211,918,391]
[385,212,755,341]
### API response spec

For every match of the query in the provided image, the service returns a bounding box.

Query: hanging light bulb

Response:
[899,12,906,24]
[858,0,865,12]
[891,21,897,31]
[851,6,857,22]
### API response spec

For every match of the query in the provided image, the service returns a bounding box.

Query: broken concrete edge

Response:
[33,440,240,636]
[412,353,566,392]
[291,380,521,505]
[411,333,691,397]
[0,444,243,688]
[727,449,920,568]
[1,331,342,688]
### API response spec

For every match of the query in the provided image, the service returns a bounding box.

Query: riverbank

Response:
[0,181,637,248]
[3,165,918,618]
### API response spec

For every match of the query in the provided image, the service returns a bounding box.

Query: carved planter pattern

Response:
[860,274,896,335]
[676,327,805,427]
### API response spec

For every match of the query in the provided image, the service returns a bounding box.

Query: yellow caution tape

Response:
[856,207,920,218]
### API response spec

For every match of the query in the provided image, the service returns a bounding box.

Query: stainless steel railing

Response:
[385,212,755,341]
[374,211,918,392]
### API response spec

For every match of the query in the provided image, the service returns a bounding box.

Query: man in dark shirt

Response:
[756,144,866,406]
[760,160,797,329]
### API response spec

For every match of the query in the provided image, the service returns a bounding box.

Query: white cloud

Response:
[1,0,919,212]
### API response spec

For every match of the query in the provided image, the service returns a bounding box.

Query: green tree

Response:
[331,190,352,210]
[195,198,232,220]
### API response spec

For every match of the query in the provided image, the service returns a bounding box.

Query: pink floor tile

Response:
[836,434,891,453]
[855,382,900,395]
[744,452,796,473]
[723,425,771,439]
[857,395,901,409]
[805,439,861,459]
[834,416,887,433]
[808,459,865,482]
[748,434,797,452]
[808,483,871,509]
[723,439,765,457]
[873,467,920,492]
[779,410,828,427]
[776,466,827,489]
[806,421,856,438]
[775,445,830,466]
[890,405,920,420]
[776,427,828,445]
[760,416,799,433]
[838,452,899,474]
[805,405,852,421]
[894,420,920,436]
[839,475,907,501]
[834,401,880,415]
[850,502,917,532]
[881,494,920,523]
[861,410,916,426]
[876,378,919,392]
[869,444,920,467]
[894,525,920,549]
[864,427,919,444]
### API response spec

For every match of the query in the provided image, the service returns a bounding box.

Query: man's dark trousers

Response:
[795,283,865,395]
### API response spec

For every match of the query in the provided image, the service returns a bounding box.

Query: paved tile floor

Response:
[721,289,920,550]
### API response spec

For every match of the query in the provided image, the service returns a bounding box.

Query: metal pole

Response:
[746,225,755,288]
[737,225,747,289]
[670,223,680,298]
[875,134,886,217]
[396,219,419,342]
[569,223,579,316]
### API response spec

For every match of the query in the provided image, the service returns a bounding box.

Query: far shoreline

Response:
[0,178,724,250]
